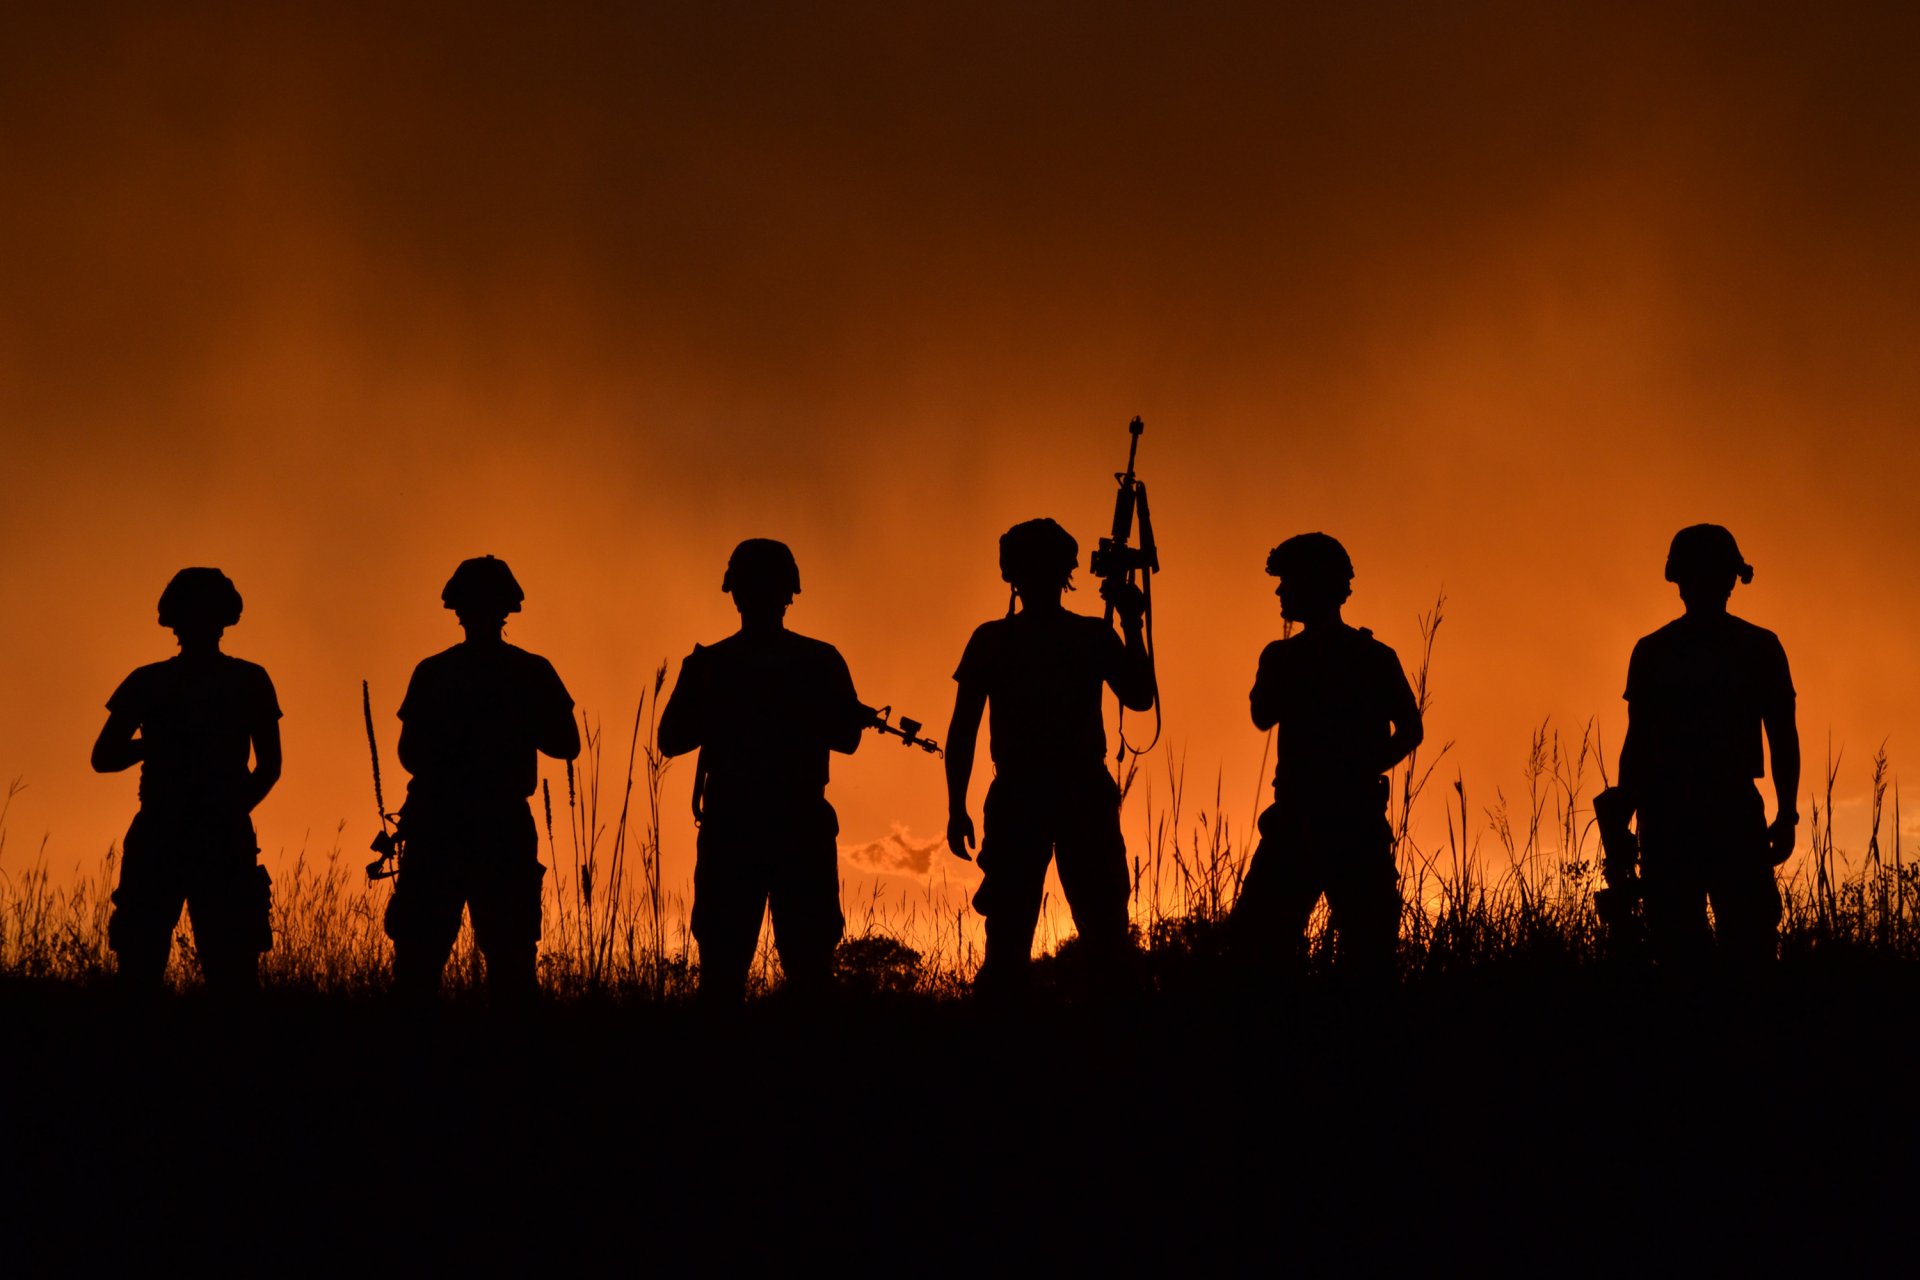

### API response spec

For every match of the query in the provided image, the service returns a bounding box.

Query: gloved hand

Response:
[1100,579,1147,628]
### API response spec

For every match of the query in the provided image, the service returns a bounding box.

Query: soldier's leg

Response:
[1705,792,1781,971]
[1709,865,1782,971]
[108,815,189,993]
[1229,806,1325,979]
[185,850,272,995]
[385,846,469,1000]
[971,780,1054,995]
[1637,797,1716,975]
[766,801,844,999]
[1051,771,1134,979]
[692,824,770,1003]
[1638,853,1712,975]
[1323,817,1401,986]
[467,811,544,1004]
[470,863,545,1005]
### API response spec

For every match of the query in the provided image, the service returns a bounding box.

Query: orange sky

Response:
[3,2,1917,914]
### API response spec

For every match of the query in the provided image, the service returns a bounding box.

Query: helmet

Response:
[722,539,801,596]
[999,518,1079,587]
[1265,532,1355,588]
[1664,524,1752,585]
[157,568,243,629]
[442,555,524,615]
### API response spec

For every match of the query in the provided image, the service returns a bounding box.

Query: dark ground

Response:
[3,965,1915,1273]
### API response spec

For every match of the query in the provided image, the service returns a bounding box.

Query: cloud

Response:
[841,824,945,877]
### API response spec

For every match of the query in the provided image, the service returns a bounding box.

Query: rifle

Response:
[863,703,943,756]
[1591,785,1642,946]
[362,680,404,881]
[1088,415,1161,762]
[690,698,940,826]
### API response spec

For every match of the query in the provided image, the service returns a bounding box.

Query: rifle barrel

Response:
[361,679,387,825]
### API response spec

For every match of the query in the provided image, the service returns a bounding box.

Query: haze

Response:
[4,3,1916,907]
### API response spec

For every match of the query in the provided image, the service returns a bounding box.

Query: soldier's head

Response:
[442,556,524,633]
[999,518,1079,602]
[723,538,801,623]
[1664,524,1751,610]
[158,568,243,645]
[1265,533,1354,623]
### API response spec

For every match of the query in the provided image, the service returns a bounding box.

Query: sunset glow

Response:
[4,3,1916,944]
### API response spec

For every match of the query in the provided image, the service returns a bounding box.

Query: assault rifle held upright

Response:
[1089,415,1161,762]
[362,679,404,881]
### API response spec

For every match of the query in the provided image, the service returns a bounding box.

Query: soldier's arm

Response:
[1763,645,1800,862]
[1616,715,1643,803]
[1101,582,1155,712]
[944,681,987,860]
[1765,702,1801,821]
[1250,643,1281,731]
[655,648,707,759]
[825,654,864,756]
[1615,644,1646,811]
[397,707,436,778]
[90,708,143,773]
[397,719,425,777]
[1377,656,1424,774]
[538,710,580,761]
[536,665,581,761]
[396,666,429,777]
[247,717,283,811]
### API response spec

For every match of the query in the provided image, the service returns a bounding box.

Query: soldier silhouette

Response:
[1614,524,1799,970]
[91,568,281,995]
[1229,534,1422,983]
[657,539,867,1004]
[385,556,579,1002]
[944,518,1154,996]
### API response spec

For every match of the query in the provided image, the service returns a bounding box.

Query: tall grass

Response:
[5,627,1916,998]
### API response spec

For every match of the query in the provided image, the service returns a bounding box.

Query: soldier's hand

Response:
[1769,812,1798,865]
[1100,579,1147,628]
[946,812,975,862]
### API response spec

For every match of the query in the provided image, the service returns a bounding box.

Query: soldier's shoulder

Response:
[784,629,850,669]
[1348,625,1398,659]
[407,644,465,681]
[501,644,571,695]
[220,653,274,681]
[1635,618,1688,652]
[125,658,175,683]
[502,641,559,669]
[965,617,1012,647]
[220,656,278,702]
[110,660,172,702]
[1726,614,1783,645]
[1069,610,1120,640]
[781,629,839,652]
